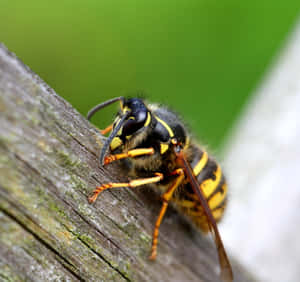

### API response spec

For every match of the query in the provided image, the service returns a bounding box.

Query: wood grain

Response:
[0,44,254,282]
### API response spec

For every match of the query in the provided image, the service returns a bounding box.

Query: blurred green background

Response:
[1,1,299,152]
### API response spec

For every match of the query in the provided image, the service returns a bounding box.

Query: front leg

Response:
[100,123,113,135]
[88,172,163,203]
[104,148,155,165]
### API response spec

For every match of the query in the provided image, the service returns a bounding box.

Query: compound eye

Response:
[122,118,142,136]
[122,111,147,137]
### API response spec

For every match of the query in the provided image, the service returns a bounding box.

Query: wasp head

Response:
[102,98,152,164]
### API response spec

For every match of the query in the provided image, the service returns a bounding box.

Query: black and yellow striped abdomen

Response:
[174,143,228,232]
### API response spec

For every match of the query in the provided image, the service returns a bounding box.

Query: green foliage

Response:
[1,1,299,150]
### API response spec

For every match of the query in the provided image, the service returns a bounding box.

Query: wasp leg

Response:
[149,169,185,260]
[100,124,113,135]
[88,172,163,203]
[104,148,155,165]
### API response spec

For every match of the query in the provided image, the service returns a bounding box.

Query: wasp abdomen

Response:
[175,143,227,232]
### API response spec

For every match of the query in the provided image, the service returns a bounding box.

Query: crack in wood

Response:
[0,192,84,281]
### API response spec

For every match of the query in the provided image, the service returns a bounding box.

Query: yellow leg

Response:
[100,124,113,135]
[88,173,163,203]
[104,148,154,165]
[149,169,185,260]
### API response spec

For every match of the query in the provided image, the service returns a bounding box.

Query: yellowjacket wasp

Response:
[87,97,233,281]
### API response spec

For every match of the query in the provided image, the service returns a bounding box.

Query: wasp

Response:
[87,97,233,282]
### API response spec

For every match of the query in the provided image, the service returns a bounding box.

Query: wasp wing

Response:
[176,149,233,282]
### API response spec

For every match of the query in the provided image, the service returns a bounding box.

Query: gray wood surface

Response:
[0,44,254,282]
[221,21,300,282]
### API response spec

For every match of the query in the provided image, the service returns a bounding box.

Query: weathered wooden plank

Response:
[0,44,254,282]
